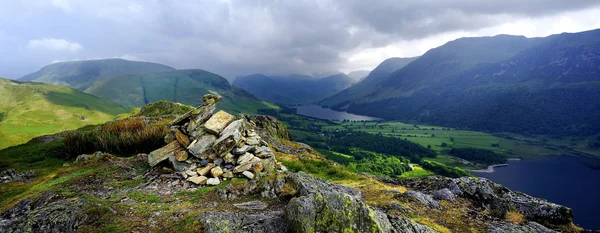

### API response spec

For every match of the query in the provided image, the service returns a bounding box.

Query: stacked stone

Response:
[147,94,280,186]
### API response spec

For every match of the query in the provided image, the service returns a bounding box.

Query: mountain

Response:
[320,57,418,107]
[233,73,355,105]
[20,59,175,90]
[85,69,276,114]
[0,78,128,149]
[325,29,600,136]
[347,70,370,82]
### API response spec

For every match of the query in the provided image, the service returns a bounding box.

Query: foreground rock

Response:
[382,176,574,226]
[199,211,289,233]
[0,194,88,233]
[0,169,35,183]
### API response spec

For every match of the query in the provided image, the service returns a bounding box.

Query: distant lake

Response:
[294,105,382,121]
[474,156,600,230]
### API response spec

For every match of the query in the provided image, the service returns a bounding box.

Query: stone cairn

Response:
[147,94,281,186]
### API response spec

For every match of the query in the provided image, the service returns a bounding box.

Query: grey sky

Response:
[1,0,600,80]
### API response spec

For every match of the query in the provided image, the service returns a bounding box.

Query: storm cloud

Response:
[1,0,600,80]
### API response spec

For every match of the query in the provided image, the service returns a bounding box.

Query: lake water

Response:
[474,156,600,230]
[294,105,382,121]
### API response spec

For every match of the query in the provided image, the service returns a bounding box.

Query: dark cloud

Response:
[1,0,599,80]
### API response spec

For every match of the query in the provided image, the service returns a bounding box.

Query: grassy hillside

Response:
[86,69,277,114]
[0,78,129,149]
[20,59,175,90]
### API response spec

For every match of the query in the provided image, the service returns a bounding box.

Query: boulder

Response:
[203,110,236,135]
[213,119,246,156]
[223,153,236,164]
[168,155,191,172]
[198,211,288,233]
[387,215,437,233]
[284,172,388,233]
[404,191,441,209]
[0,195,88,233]
[188,135,217,158]
[148,141,183,167]
[432,188,456,201]
[75,151,106,164]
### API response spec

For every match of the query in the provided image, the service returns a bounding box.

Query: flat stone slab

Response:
[203,110,235,135]
[233,201,268,210]
[148,141,183,167]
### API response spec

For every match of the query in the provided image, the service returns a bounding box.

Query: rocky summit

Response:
[0,94,582,233]
[148,94,284,186]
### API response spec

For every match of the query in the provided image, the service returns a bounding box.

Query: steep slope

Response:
[20,59,175,90]
[234,73,355,105]
[86,69,276,114]
[337,29,600,136]
[320,57,418,107]
[347,70,370,82]
[0,78,128,149]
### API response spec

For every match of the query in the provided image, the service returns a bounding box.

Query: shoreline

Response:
[470,163,509,173]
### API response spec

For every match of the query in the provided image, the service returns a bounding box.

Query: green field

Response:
[321,121,598,158]
[0,78,129,149]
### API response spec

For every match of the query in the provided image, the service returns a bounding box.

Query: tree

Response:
[431,134,436,138]
[450,137,455,143]
[441,142,448,147]
[427,145,432,149]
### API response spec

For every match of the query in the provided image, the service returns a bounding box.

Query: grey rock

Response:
[148,141,183,167]
[246,136,261,145]
[0,169,35,183]
[75,151,106,164]
[284,172,389,233]
[432,188,456,201]
[168,155,191,172]
[388,215,438,233]
[405,191,441,209]
[242,171,255,179]
[213,119,246,156]
[237,152,254,165]
[223,153,236,164]
[213,158,224,166]
[188,135,217,158]
[487,221,557,233]
[187,176,208,185]
[207,178,221,186]
[203,110,236,135]
[198,211,289,233]
[254,146,274,159]
[233,201,268,210]
[233,162,253,173]
[0,195,88,233]
[232,145,252,155]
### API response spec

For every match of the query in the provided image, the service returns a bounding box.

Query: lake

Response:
[294,105,382,121]
[474,156,600,230]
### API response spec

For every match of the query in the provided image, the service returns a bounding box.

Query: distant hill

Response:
[324,29,600,136]
[20,59,175,90]
[320,57,418,107]
[347,70,370,82]
[86,69,277,114]
[234,73,355,105]
[0,78,129,149]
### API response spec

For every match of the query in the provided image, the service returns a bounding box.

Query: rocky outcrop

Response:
[0,169,35,183]
[284,172,389,233]
[404,191,441,209]
[199,211,290,233]
[487,221,557,233]
[387,216,438,233]
[148,94,286,187]
[0,194,88,233]
[387,176,573,226]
